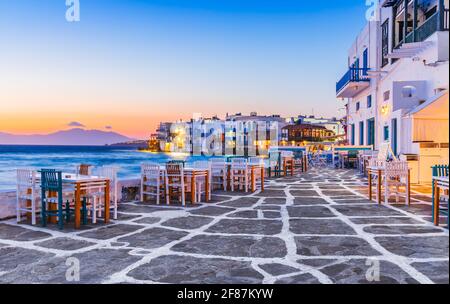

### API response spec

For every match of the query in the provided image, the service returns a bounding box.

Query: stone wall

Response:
[0,179,142,220]
[0,191,17,220]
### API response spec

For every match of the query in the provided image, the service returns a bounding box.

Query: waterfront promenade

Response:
[0,168,448,284]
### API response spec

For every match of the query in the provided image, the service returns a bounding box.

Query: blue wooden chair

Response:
[40,169,86,229]
[268,152,283,177]
[432,165,449,227]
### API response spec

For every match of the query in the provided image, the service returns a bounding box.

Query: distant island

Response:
[0,128,135,146]
[108,140,150,149]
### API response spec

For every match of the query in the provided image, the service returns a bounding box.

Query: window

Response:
[381,19,389,67]
[356,102,361,111]
[367,95,372,108]
[384,126,389,141]
[359,121,365,145]
[367,118,375,146]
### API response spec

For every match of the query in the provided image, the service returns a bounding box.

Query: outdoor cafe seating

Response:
[15,164,117,229]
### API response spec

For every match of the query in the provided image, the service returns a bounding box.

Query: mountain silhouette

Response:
[0,128,134,145]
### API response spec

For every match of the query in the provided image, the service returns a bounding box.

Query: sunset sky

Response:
[0,0,367,139]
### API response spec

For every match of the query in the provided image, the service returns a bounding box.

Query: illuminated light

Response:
[381,105,389,115]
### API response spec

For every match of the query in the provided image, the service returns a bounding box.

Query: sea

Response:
[0,145,213,191]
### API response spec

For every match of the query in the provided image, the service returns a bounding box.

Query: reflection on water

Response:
[0,145,212,190]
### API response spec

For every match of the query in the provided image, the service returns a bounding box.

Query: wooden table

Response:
[433,176,449,226]
[38,173,110,229]
[184,168,210,203]
[225,163,265,193]
[367,166,384,204]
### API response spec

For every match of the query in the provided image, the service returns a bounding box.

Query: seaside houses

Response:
[336,0,449,183]
[281,124,336,145]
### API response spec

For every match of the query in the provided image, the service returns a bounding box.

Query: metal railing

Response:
[336,67,370,94]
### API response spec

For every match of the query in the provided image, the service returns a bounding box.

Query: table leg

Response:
[377,169,382,205]
[368,170,372,201]
[75,183,81,229]
[434,183,440,226]
[205,171,210,202]
[261,167,265,192]
[191,173,196,203]
[251,167,255,192]
[407,170,411,206]
[104,180,110,224]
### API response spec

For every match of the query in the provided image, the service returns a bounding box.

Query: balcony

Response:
[336,68,370,98]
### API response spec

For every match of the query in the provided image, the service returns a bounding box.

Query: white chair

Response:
[16,169,39,225]
[384,161,410,204]
[141,163,165,205]
[230,158,250,192]
[193,161,211,202]
[368,158,386,202]
[248,157,264,190]
[210,158,228,191]
[98,166,119,219]
[165,163,186,206]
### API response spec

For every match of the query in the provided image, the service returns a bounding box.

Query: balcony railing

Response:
[336,68,370,95]
[402,10,448,45]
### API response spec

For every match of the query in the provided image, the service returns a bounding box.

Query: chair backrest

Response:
[248,157,263,165]
[193,161,210,169]
[385,161,409,178]
[281,151,294,158]
[166,163,184,177]
[231,158,247,170]
[348,151,358,159]
[141,163,162,179]
[16,169,36,187]
[432,165,449,177]
[167,160,185,167]
[40,169,62,191]
[368,158,385,169]
[77,164,92,176]
[99,166,118,181]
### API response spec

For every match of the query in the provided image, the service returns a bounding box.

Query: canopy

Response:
[405,91,449,143]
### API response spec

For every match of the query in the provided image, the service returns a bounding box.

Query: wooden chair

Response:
[77,164,92,176]
[230,158,250,192]
[281,151,294,176]
[141,163,165,205]
[249,157,264,191]
[40,169,72,229]
[432,165,449,225]
[97,166,119,219]
[165,163,187,205]
[384,161,410,205]
[16,169,39,225]
[193,161,211,202]
[210,158,228,191]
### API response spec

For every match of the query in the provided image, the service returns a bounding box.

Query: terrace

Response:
[0,167,448,284]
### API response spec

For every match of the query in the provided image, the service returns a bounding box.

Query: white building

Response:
[296,115,346,137]
[336,0,449,183]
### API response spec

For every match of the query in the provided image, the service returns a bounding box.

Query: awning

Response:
[405,91,449,143]
[406,90,449,119]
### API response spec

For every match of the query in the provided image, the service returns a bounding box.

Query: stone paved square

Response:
[0,168,448,284]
